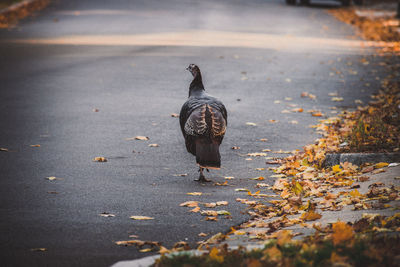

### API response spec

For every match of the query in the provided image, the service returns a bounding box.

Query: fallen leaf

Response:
[247,152,267,157]
[231,146,240,150]
[126,136,149,141]
[190,207,201,213]
[285,97,293,101]
[99,212,115,217]
[301,210,322,221]
[179,201,199,207]
[45,176,58,181]
[198,232,208,237]
[30,144,41,147]
[93,157,107,162]
[375,162,389,169]
[289,120,298,124]
[259,138,268,142]
[173,173,187,177]
[205,216,218,221]
[159,246,171,254]
[209,247,224,263]
[332,221,354,245]
[30,248,47,252]
[224,176,235,180]
[216,201,228,206]
[140,248,153,253]
[93,108,99,112]
[0,148,9,152]
[130,216,154,220]
[246,122,257,126]
[312,112,323,117]
[255,168,265,171]
[186,192,202,196]
[251,176,265,181]
[235,188,250,192]
[331,97,344,102]
[148,144,159,147]
[217,210,231,215]
[215,181,228,186]
[170,113,179,118]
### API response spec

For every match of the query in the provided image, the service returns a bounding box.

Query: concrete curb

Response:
[0,0,50,26]
[324,152,400,167]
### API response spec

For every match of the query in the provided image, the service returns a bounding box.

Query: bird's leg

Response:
[195,167,211,182]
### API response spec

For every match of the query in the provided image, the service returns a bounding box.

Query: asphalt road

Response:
[0,0,392,266]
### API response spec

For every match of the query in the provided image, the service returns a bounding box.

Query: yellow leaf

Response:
[159,246,171,254]
[130,216,154,220]
[332,221,354,245]
[332,165,341,173]
[349,189,362,198]
[46,176,57,181]
[209,247,224,263]
[30,144,41,147]
[331,97,344,102]
[292,180,303,196]
[198,232,208,237]
[186,192,202,196]
[375,162,389,169]
[251,176,265,181]
[246,122,257,126]
[139,248,153,252]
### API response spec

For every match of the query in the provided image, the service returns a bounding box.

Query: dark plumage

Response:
[179,64,227,182]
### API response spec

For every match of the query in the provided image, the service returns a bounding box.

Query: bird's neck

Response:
[189,73,205,97]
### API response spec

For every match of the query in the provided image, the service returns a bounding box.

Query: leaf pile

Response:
[154,214,400,267]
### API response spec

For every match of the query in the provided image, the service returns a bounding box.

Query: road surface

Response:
[0,0,389,266]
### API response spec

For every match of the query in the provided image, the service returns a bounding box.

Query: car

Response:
[285,0,363,6]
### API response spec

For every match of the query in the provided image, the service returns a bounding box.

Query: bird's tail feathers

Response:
[195,139,221,169]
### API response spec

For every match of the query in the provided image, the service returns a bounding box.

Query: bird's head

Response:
[186,64,201,77]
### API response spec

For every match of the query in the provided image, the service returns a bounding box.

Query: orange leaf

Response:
[332,221,354,246]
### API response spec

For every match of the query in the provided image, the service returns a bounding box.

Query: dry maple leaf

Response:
[130,216,154,220]
[301,210,322,221]
[93,157,107,162]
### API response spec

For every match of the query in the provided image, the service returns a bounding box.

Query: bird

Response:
[179,64,228,182]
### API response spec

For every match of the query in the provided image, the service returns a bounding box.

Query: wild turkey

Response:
[179,64,227,182]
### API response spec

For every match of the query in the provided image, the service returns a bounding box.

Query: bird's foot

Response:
[195,175,211,183]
